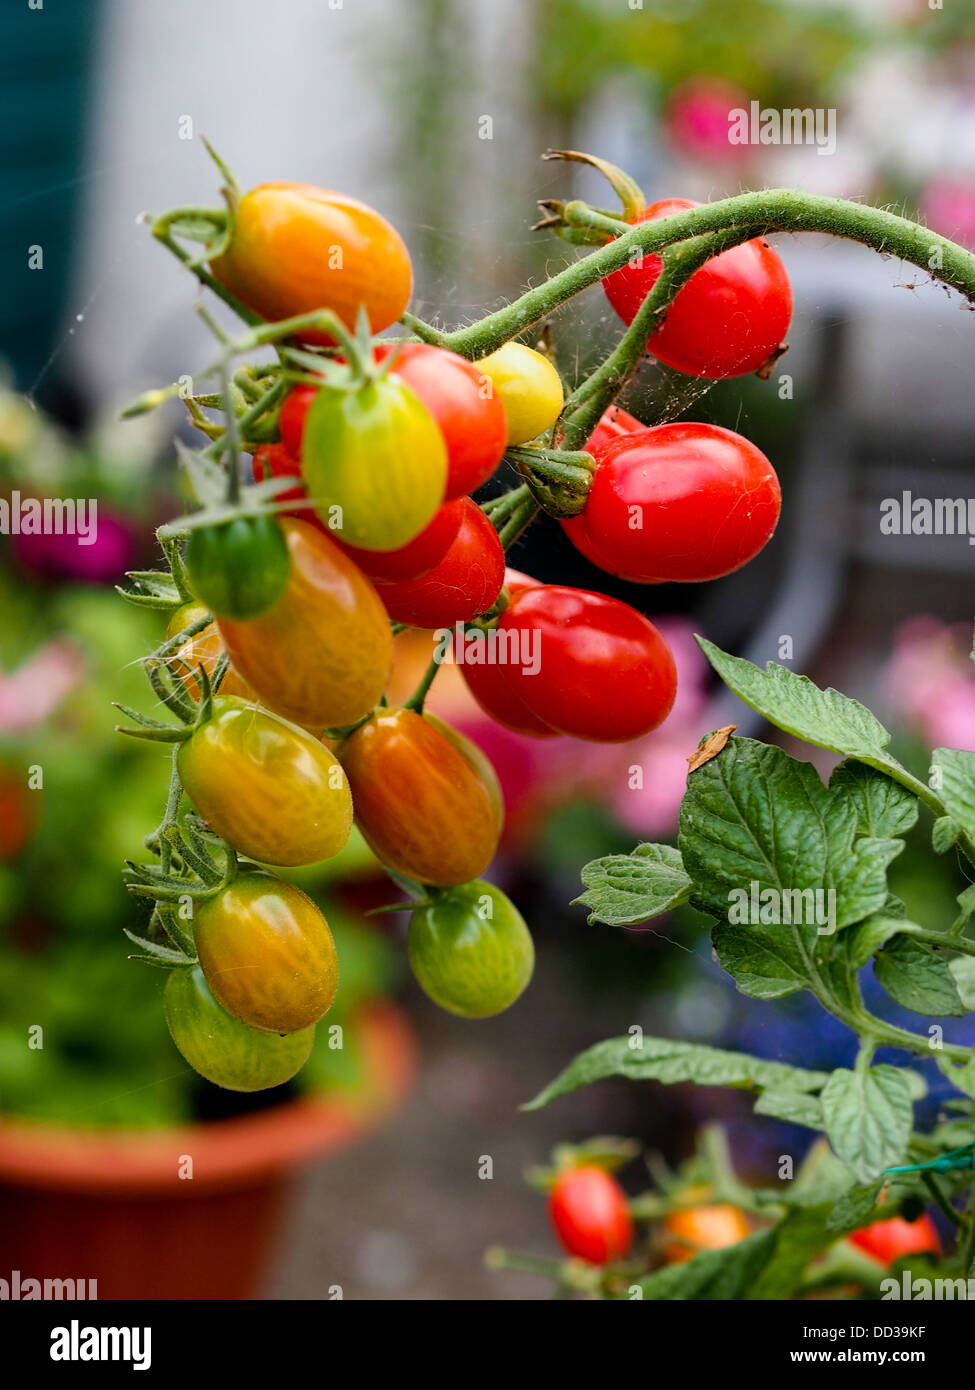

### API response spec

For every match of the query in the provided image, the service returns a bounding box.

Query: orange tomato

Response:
[176,696,353,868]
[339,707,503,886]
[661,1203,751,1264]
[166,601,255,702]
[194,871,338,1034]
[217,519,392,730]
[210,183,412,338]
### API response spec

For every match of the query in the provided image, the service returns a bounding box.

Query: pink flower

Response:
[0,639,86,734]
[920,178,975,252]
[664,77,752,164]
[883,616,975,750]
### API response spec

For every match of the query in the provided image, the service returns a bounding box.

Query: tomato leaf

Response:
[949,955,975,1010]
[933,815,962,854]
[572,842,692,926]
[873,937,965,1017]
[825,1179,886,1232]
[820,1065,914,1183]
[711,923,809,1000]
[843,914,908,970]
[696,638,893,760]
[522,1036,829,1111]
[618,1228,777,1301]
[678,737,901,934]
[752,1087,824,1129]
[931,748,975,841]
[828,761,919,838]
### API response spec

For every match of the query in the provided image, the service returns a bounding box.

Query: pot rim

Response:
[0,1000,414,1197]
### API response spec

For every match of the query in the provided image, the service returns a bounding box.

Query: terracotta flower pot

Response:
[0,1001,414,1300]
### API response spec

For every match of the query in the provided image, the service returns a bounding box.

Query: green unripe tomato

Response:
[164,965,314,1091]
[185,514,291,620]
[301,375,447,551]
[407,879,534,1018]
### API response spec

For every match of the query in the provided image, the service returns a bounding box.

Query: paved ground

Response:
[265,944,661,1301]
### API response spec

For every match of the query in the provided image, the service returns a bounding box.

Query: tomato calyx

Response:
[542,149,646,224]
[508,442,596,518]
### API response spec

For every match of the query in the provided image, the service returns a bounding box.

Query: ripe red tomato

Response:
[661,1203,751,1264]
[375,343,508,498]
[603,199,792,378]
[483,585,677,742]
[375,498,504,628]
[549,1166,633,1265]
[569,422,781,583]
[252,442,320,523]
[210,183,412,340]
[338,497,464,582]
[279,386,319,458]
[339,707,503,886]
[584,404,644,455]
[459,569,556,737]
[849,1213,941,1267]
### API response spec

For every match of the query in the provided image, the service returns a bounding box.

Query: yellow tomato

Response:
[475,343,564,445]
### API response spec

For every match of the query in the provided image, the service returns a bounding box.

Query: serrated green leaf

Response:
[523,1036,829,1111]
[711,922,809,999]
[572,842,692,927]
[829,761,919,838]
[933,816,962,854]
[679,738,898,935]
[621,1228,776,1301]
[752,1087,824,1129]
[746,1205,837,1299]
[939,1054,975,1099]
[949,955,975,1010]
[932,747,975,841]
[821,1065,914,1183]
[697,639,892,759]
[844,914,908,970]
[826,1179,885,1232]
[874,937,965,1017]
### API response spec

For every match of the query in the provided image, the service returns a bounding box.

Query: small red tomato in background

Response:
[568,422,781,584]
[549,1166,634,1265]
[376,497,504,628]
[279,385,319,458]
[252,442,314,519]
[849,1214,941,1267]
[490,585,677,742]
[376,343,508,497]
[603,199,792,378]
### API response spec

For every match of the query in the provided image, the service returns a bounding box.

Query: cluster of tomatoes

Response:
[130,173,792,1092]
[547,1164,941,1279]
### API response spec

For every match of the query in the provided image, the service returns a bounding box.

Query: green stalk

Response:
[442,190,975,359]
